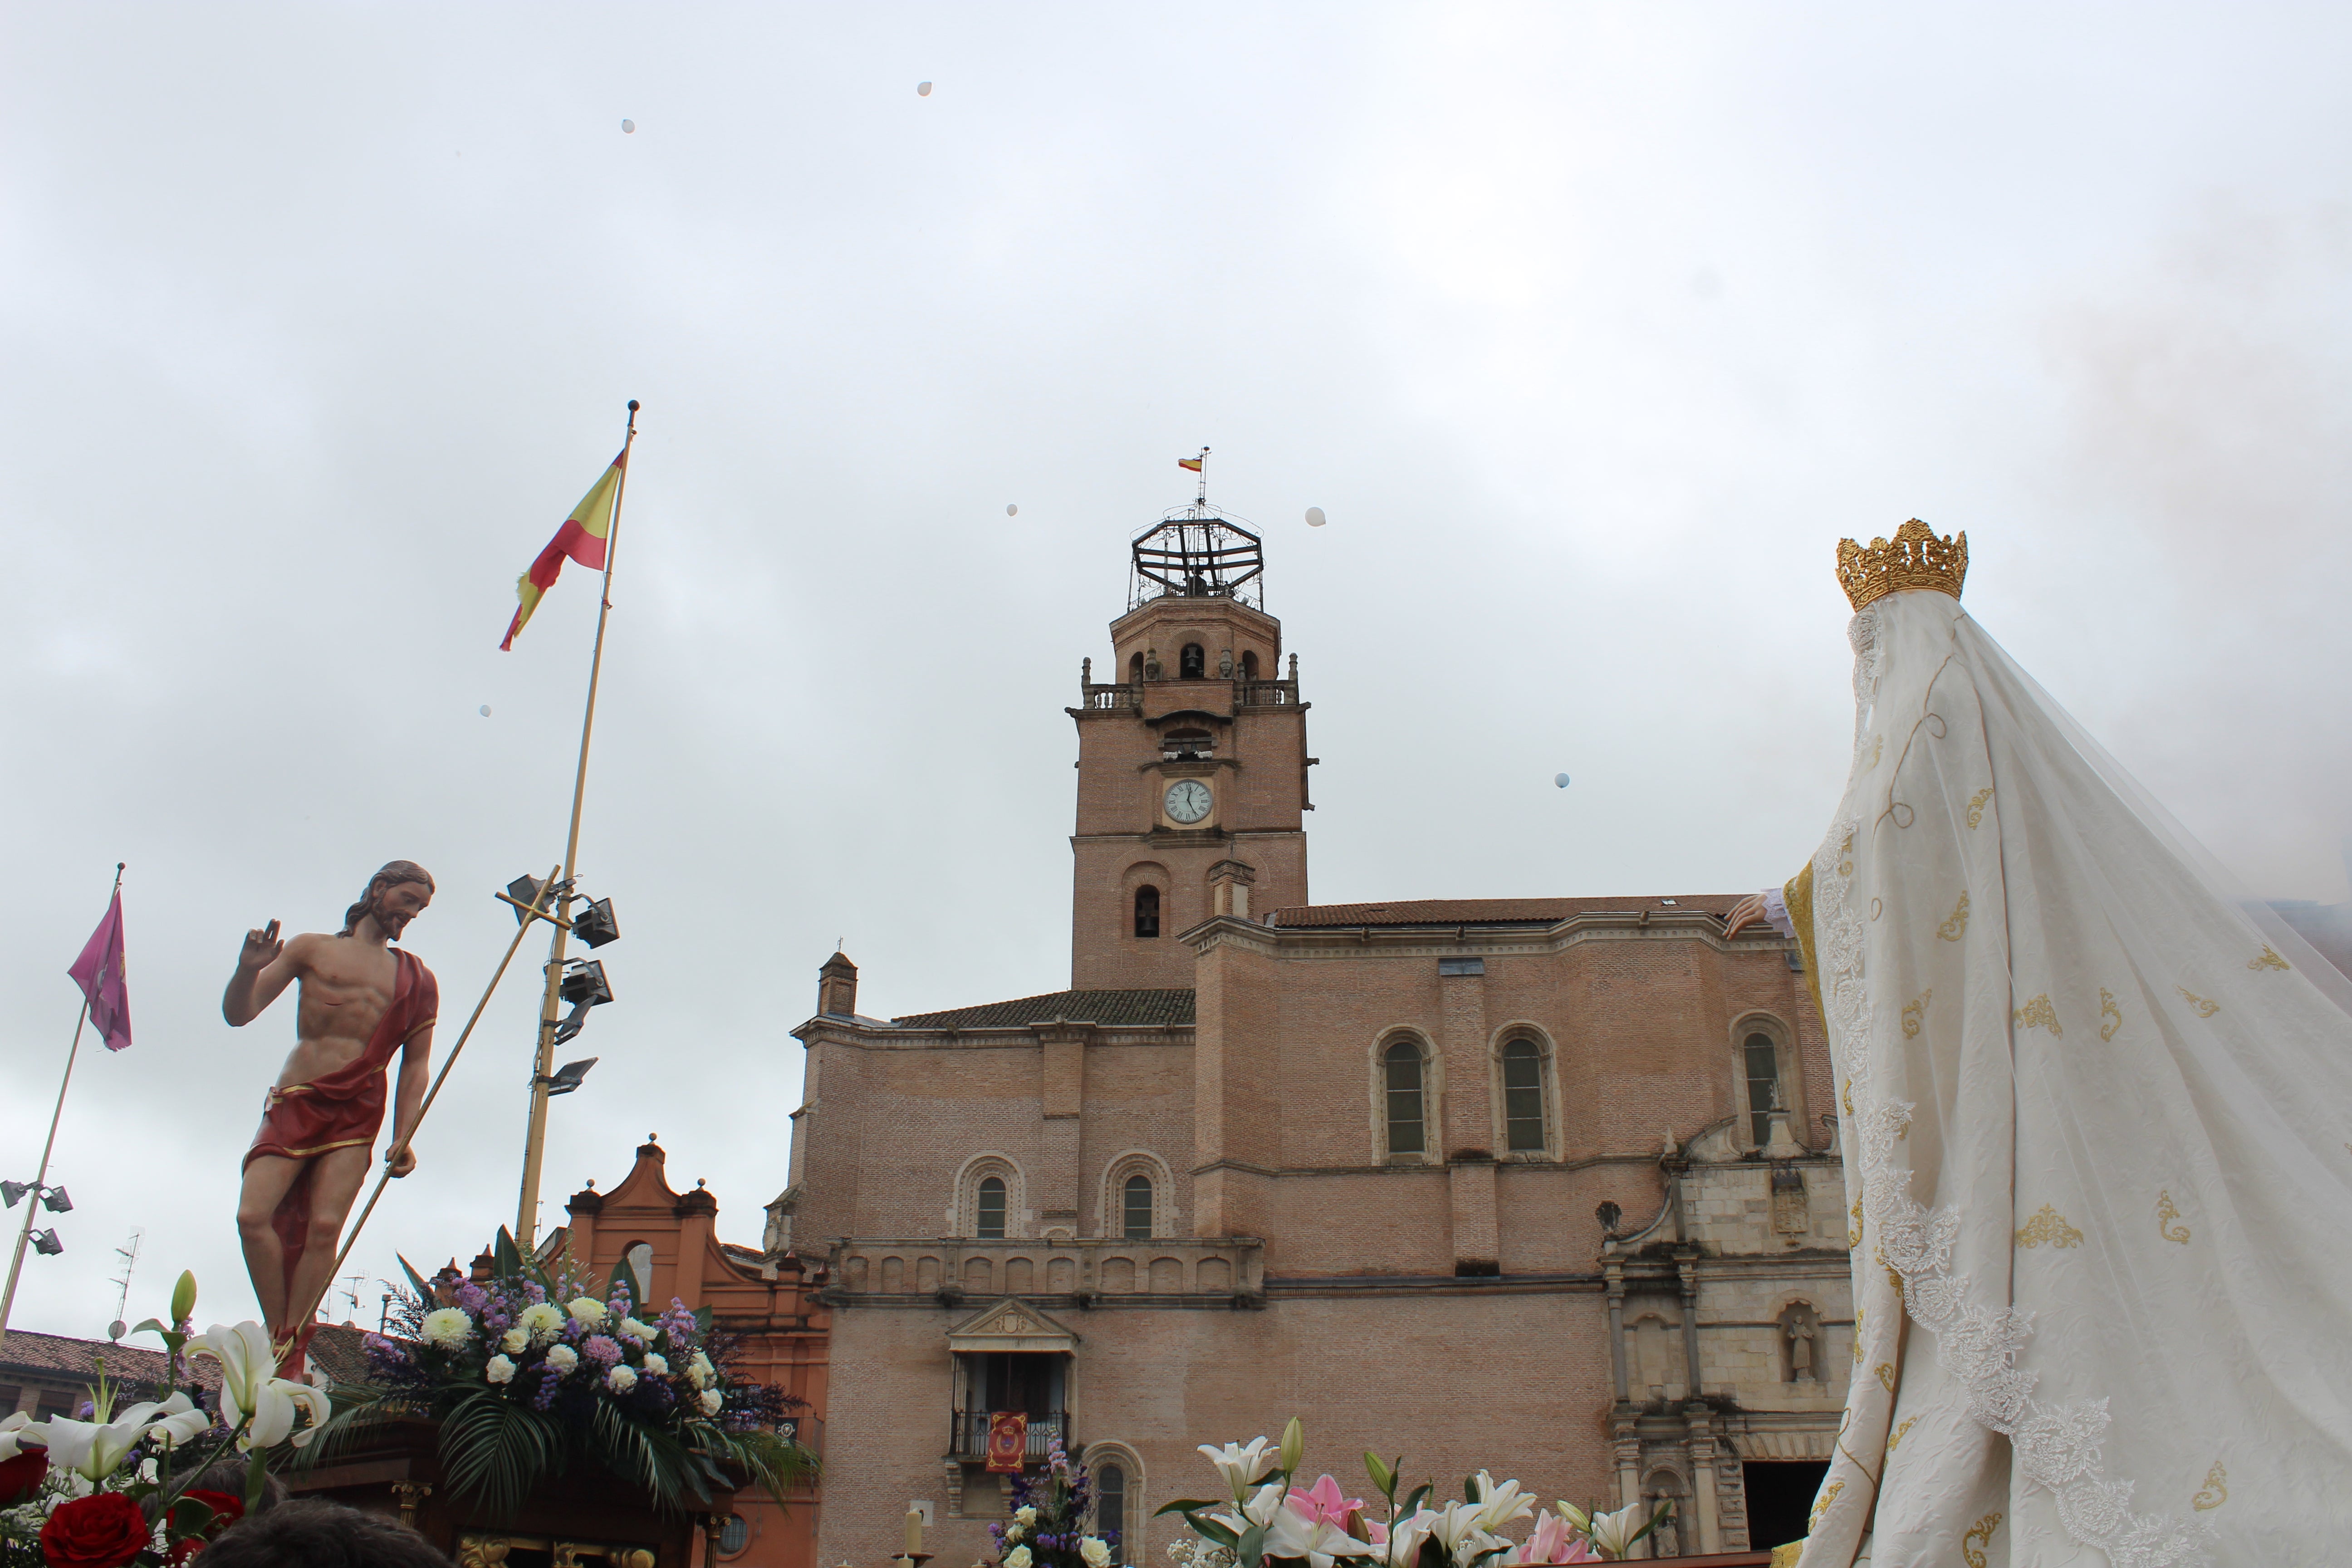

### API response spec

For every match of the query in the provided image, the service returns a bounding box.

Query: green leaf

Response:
[243,1450,269,1514]
[1236,1522,1268,1567]
[1465,1546,1513,1568]
[1463,1474,1481,1505]
[396,1253,437,1302]
[437,1385,565,1521]
[1414,1535,1448,1568]
[494,1227,526,1277]
[1181,1512,1241,1550]
[1362,1452,1394,1499]
[1401,1483,1433,1518]
[1155,1499,1226,1518]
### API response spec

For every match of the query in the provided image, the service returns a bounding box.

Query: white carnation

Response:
[642,1353,669,1376]
[700,1388,723,1415]
[567,1296,609,1328]
[501,1328,529,1354]
[422,1308,474,1349]
[544,1343,580,1372]
[606,1364,637,1393]
[485,1355,516,1385]
[619,1316,655,1343]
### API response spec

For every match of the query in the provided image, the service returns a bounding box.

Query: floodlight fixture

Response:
[0,1181,29,1209]
[30,1229,63,1257]
[571,897,620,949]
[542,1058,600,1097]
[41,1186,71,1213]
[554,959,614,1045]
[505,874,545,924]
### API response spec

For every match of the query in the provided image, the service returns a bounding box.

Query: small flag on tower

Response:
[1177,455,1203,473]
[500,451,627,650]
[68,888,132,1053]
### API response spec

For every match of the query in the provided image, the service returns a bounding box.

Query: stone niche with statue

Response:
[286,1414,738,1568]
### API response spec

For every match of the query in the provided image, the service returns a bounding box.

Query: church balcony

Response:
[823,1236,1266,1305]
[1237,678,1298,706]
[948,1409,1068,1461]
[1080,682,1142,710]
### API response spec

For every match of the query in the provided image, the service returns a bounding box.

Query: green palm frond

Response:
[438,1386,566,1520]
[701,1425,814,1509]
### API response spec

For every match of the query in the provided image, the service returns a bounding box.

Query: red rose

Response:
[167,1491,247,1564]
[39,1491,150,1568]
[0,1447,46,1504]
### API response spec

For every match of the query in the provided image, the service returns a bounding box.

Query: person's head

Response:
[196,1500,452,1568]
[341,861,436,941]
[185,1456,288,1514]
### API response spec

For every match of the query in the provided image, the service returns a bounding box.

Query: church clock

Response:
[1163,779,1213,824]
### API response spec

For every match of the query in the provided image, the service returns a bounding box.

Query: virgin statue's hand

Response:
[239,919,284,972]
[1723,893,1772,940]
[387,1142,417,1178]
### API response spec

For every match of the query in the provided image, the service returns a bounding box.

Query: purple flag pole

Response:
[0,864,125,1348]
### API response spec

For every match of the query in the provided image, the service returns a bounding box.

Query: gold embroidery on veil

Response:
[2249,946,2289,971]
[2014,1205,2083,1249]
[2012,994,2061,1035]
[1937,892,1970,941]
[2100,987,2122,1041]
[2157,1191,2191,1245]
[2192,1461,2228,1511]
[1966,785,1994,828]
[1961,1513,2003,1568]
[1901,990,1931,1038]
[2177,986,2220,1018]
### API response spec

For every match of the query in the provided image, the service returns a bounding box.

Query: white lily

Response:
[1197,1436,1279,1501]
[1422,1500,1504,1565]
[0,1411,33,1460]
[1263,1487,1377,1568]
[24,1392,206,1482]
[188,1322,330,1450]
[1579,1502,1652,1560]
[1470,1474,1534,1536]
[1382,1508,1436,1568]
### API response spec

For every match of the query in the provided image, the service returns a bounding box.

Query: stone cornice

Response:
[1181,910,1797,959]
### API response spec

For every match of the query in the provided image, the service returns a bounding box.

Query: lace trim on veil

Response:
[1815,808,2212,1568]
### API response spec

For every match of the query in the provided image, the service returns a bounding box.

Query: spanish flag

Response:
[1178,455,1203,473]
[500,451,626,650]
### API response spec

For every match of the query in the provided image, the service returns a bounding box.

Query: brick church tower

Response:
[1067,506,1312,987]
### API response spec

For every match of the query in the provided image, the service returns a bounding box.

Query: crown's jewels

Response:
[1836,519,1968,610]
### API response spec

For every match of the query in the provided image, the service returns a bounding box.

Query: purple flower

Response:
[583,1334,623,1365]
[456,1282,488,1314]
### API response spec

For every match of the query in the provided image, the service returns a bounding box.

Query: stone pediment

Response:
[945,1296,1079,1354]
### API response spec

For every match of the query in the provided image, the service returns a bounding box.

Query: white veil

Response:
[1793,587,2352,1568]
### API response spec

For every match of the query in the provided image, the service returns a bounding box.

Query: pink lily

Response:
[1289,1475,1366,1527]
[1515,1510,1599,1564]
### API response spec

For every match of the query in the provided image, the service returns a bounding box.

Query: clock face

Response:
[1164,779,1213,824]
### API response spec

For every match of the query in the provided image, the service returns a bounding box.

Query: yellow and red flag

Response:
[500,451,626,650]
[1177,455,1203,472]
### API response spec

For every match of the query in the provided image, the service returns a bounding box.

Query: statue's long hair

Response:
[341,860,436,937]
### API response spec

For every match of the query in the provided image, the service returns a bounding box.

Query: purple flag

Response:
[68,890,132,1052]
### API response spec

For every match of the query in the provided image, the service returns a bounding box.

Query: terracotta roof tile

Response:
[1266,896,1744,928]
[892,989,1196,1030]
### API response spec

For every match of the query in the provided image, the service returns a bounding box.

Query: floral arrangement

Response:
[308,1228,809,1519]
[988,1438,1113,1568]
[0,1271,331,1568]
[1158,1421,1670,1568]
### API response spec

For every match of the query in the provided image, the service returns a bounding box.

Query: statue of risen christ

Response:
[224,861,440,1371]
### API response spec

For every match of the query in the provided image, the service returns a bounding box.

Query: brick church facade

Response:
[778,512,1854,1563]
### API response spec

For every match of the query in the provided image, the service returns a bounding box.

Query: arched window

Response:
[1501,1037,1547,1152]
[1384,1041,1426,1156]
[1180,643,1206,678]
[1097,1462,1128,1563]
[976,1176,1007,1240]
[1240,650,1259,681]
[1744,1031,1782,1145]
[1122,1175,1153,1240]
[1133,886,1161,939]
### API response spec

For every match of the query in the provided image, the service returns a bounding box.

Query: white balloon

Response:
[1006,504,1019,516]
[480,705,493,718]
[916,81,933,96]
[620,119,635,133]
[1304,506,1326,527]
[1554,773,1570,788]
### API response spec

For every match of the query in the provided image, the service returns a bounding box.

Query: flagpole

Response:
[0,863,121,1349]
[516,400,639,1250]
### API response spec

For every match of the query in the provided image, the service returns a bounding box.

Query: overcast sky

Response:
[5,4,2349,1342]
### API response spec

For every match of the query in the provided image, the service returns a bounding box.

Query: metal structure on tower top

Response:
[1128,449,1265,612]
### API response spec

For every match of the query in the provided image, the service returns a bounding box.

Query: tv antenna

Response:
[341,1273,366,1322]
[106,1229,142,1341]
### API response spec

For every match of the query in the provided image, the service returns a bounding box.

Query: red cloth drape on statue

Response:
[985,1412,1029,1473]
[243,948,437,1321]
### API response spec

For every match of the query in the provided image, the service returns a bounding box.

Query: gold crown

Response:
[1836,519,1968,610]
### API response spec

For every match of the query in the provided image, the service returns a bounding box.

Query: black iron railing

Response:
[950,1411,1068,1460]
